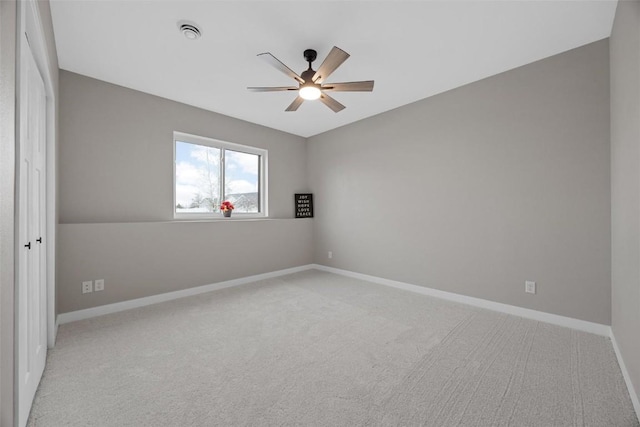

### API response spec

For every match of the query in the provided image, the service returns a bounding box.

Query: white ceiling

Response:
[50,1,617,138]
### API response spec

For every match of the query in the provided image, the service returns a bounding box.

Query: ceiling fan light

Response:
[299,86,321,100]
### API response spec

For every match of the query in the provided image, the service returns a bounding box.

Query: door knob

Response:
[25,242,31,249]
[36,237,42,243]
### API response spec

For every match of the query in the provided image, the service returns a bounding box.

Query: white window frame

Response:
[173,131,268,219]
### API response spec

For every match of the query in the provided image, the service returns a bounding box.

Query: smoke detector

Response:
[178,21,201,40]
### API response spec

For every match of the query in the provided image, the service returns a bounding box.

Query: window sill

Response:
[172,217,273,223]
[174,213,268,221]
[59,217,312,225]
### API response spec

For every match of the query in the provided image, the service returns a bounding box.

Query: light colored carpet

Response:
[29,270,638,426]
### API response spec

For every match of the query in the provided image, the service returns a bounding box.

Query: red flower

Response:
[220,201,235,211]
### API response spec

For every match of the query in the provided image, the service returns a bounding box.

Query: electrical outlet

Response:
[328,251,333,259]
[525,281,536,294]
[94,279,104,292]
[82,281,93,294]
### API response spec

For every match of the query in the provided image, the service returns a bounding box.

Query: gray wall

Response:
[57,71,312,313]
[0,2,17,424]
[308,40,611,325]
[57,220,312,313]
[611,0,640,408]
[59,71,307,223]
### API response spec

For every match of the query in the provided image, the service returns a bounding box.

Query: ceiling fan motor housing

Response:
[300,69,318,85]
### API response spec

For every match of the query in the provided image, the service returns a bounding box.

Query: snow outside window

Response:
[174,132,267,218]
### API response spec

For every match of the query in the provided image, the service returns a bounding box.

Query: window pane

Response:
[224,150,259,213]
[175,141,221,213]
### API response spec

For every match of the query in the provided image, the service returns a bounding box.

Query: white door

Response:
[17,32,48,427]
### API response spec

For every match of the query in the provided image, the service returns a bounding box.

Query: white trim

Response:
[58,263,613,338]
[22,0,57,349]
[311,264,612,337]
[16,3,57,426]
[57,265,314,325]
[610,330,640,419]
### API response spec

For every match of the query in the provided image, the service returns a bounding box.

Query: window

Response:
[174,132,267,218]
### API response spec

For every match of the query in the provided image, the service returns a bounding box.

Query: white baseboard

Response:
[59,263,613,337]
[57,265,315,325]
[312,264,611,337]
[610,330,640,419]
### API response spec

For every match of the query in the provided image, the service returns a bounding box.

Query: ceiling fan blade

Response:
[257,53,305,84]
[320,81,374,92]
[285,96,305,112]
[312,46,350,84]
[247,86,298,92]
[319,92,345,113]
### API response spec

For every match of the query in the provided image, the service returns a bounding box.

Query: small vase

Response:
[223,210,232,218]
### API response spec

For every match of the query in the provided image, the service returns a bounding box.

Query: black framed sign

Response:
[295,194,313,218]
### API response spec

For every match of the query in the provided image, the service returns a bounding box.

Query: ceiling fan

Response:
[248,46,374,113]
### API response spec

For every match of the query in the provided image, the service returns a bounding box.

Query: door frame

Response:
[18,0,57,350]
[15,1,57,424]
